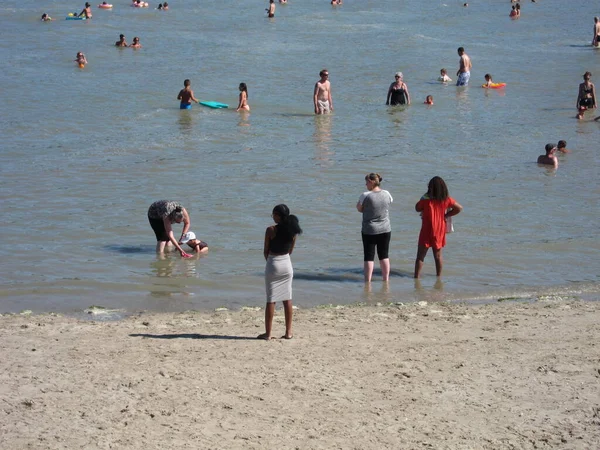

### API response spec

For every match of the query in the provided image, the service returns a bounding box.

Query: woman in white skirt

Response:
[259,204,303,340]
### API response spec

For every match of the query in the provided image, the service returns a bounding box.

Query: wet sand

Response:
[1,300,599,449]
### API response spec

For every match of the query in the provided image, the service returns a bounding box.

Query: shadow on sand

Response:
[130,333,256,340]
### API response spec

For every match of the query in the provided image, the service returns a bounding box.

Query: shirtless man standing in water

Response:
[266,0,275,18]
[314,69,333,114]
[593,17,600,47]
[456,47,472,86]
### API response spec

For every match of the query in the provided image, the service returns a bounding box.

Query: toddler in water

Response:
[438,68,452,83]
[179,232,208,254]
[557,140,570,154]
[424,95,434,105]
[483,73,494,88]
[75,52,87,68]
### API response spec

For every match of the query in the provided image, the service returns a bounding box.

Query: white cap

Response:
[180,231,196,244]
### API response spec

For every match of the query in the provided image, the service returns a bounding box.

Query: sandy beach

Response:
[1,300,599,449]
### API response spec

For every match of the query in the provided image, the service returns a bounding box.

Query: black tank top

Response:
[390,86,406,105]
[270,225,294,254]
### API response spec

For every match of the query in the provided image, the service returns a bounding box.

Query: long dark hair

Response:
[427,176,449,201]
[239,82,248,98]
[273,204,302,237]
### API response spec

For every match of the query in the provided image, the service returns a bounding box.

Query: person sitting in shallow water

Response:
[179,232,208,254]
[537,143,558,168]
[557,140,570,154]
[438,68,452,83]
[115,34,128,47]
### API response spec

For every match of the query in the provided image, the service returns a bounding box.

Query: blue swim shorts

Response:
[180,103,192,110]
[456,71,470,86]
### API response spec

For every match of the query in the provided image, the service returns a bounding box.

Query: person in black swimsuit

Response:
[386,72,411,106]
[577,72,596,118]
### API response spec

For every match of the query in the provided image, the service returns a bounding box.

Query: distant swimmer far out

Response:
[41,13,54,21]
[177,79,199,109]
[456,47,472,86]
[98,2,113,9]
[537,143,558,168]
[75,51,87,68]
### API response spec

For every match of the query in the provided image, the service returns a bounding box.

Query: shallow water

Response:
[1,0,599,314]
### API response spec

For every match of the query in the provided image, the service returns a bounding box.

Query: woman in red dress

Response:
[414,177,463,279]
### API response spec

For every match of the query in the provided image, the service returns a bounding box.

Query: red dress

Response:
[417,196,456,249]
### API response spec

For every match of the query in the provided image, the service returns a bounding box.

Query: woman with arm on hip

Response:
[356,173,393,282]
[414,177,463,278]
[260,204,302,340]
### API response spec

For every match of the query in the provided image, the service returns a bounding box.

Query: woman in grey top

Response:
[356,173,393,282]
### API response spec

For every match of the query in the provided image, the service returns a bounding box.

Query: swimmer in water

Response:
[115,34,128,47]
[438,68,452,83]
[157,3,163,9]
[556,140,570,154]
[41,13,54,21]
[163,2,168,9]
[483,73,494,88]
[537,143,558,168]
[424,95,434,105]
[236,83,250,112]
[130,36,142,48]
[177,79,200,109]
[75,51,87,67]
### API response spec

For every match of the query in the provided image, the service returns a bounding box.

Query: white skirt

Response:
[265,254,293,303]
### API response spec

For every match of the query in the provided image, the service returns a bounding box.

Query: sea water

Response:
[0,0,599,314]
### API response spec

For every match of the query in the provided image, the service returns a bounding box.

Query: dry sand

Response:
[1,299,599,449]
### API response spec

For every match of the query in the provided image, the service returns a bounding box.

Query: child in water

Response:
[236,83,250,112]
[75,52,87,68]
[41,13,53,21]
[163,2,168,9]
[483,73,494,88]
[438,68,452,83]
[424,95,434,105]
[179,232,208,254]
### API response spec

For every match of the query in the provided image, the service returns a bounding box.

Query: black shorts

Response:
[148,216,169,241]
[362,232,391,261]
[579,97,594,108]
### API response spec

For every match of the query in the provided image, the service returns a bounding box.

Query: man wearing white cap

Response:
[179,232,209,254]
